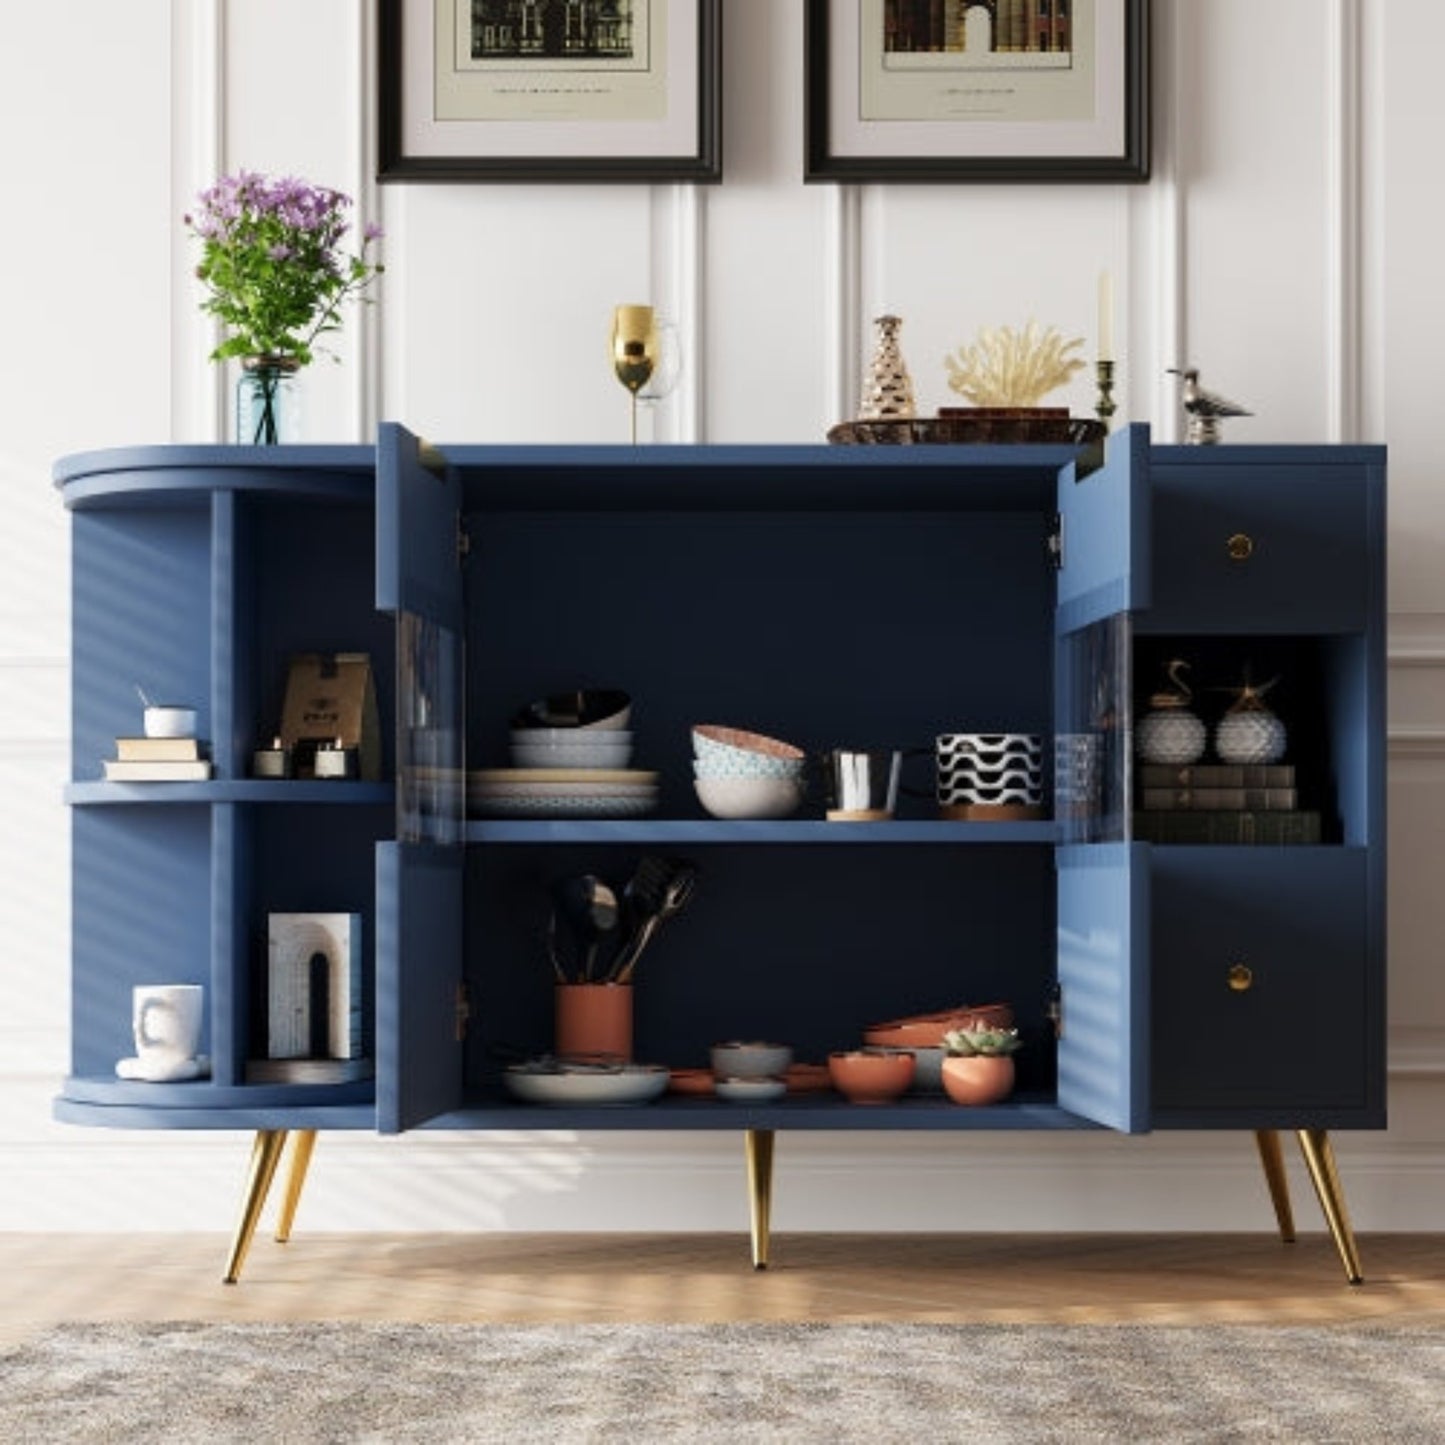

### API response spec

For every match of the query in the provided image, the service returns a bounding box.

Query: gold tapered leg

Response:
[1296,1129,1364,1285]
[1254,1130,1296,1243]
[744,1128,775,1271]
[274,1130,317,1244]
[222,1129,288,1285]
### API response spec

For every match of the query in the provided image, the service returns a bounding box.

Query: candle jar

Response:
[252,739,291,779]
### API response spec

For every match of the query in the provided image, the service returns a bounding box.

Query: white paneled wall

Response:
[0,0,1440,1233]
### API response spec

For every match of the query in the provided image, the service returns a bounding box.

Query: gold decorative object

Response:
[610,304,659,444]
[1095,358,1117,426]
[858,314,917,420]
[945,321,1087,408]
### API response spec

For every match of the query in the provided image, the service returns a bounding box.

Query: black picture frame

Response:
[379,0,722,183]
[805,0,1149,183]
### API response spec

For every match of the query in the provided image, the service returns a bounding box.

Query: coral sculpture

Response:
[945,321,1086,408]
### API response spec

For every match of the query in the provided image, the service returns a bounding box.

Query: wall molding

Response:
[825,184,863,430]
[1147,0,1185,442]
[1326,0,1364,441]
[169,0,224,443]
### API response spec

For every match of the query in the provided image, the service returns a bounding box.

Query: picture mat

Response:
[836,0,1125,158]
[410,0,698,156]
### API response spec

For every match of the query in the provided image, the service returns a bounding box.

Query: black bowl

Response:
[510,688,632,730]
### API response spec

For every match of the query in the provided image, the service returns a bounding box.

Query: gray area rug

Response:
[1,1322,1440,1443]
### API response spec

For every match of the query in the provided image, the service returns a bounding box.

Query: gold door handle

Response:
[1227,963,1254,992]
[1227,532,1254,561]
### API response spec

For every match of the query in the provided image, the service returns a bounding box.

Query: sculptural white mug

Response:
[132,984,204,1069]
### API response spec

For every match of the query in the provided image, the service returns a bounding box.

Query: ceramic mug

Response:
[132,983,204,1069]
[936,733,1045,819]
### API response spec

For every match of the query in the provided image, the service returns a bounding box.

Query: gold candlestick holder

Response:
[1094,359,1117,427]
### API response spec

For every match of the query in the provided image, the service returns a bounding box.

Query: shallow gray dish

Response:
[503,1064,668,1106]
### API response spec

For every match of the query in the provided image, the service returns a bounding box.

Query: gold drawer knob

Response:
[1227,963,1254,992]
[1227,532,1254,561]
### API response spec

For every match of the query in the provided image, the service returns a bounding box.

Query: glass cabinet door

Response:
[1053,426,1151,1132]
[375,424,465,1132]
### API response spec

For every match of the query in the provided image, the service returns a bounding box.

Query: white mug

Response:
[132,984,204,1068]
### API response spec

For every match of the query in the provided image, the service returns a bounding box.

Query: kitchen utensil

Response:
[552,875,618,981]
[611,858,698,984]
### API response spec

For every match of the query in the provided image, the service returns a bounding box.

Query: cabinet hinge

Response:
[1047,513,1064,571]
[456,512,471,564]
[1046,982,1063,1039]
[454,981,472,1042]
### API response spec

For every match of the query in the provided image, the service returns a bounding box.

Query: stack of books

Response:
[1133,763,1321,844]
[102,736,212,781]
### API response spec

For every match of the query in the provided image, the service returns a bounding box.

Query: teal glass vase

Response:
[236,355,300,445]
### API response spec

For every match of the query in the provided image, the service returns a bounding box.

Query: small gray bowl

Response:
[711,1041,793,1079]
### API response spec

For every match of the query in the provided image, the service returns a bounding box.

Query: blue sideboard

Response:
[54,424,1386,1282]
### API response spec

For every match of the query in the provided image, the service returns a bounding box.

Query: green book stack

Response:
[1133,764,1320,844]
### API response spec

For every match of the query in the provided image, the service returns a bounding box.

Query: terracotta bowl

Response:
[783,1062,832,1094]
[862,1003,1014,1050]
[667,1067,715,1097]
[829,1049,915,1105]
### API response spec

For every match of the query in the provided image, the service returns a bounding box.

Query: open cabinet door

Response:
[375,423,465,1133]
[1056,843,1150,1132]
[1055,423,1151,634]
[1053,425,1151,1132]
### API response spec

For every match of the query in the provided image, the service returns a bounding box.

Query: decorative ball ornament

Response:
[1136,659,1207,766]
[1214,676,1287,764]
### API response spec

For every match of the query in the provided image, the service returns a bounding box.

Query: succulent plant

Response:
[943,1026,1023,1057]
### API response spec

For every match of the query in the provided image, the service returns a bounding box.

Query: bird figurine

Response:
[1167,367,1252,445]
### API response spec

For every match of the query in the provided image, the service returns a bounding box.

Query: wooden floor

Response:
[2,1232,1442,1343]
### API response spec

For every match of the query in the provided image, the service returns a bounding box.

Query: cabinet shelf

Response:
[465,818,1060,845]
[54,1074,376,1129]
[66,780,395,806]
[430,1089,1099,1132]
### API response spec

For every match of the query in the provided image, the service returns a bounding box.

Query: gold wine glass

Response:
[610,304,658,443]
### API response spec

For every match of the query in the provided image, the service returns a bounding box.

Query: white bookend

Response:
[266,912,364,1061]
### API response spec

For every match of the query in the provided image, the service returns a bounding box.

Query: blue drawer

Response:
[1150,848,1370,1118]
[1144,464,1370,632]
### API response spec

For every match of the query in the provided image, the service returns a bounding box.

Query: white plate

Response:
[503,1064,668,1105]
[471,781,657,800]
[471,792,658,818]
[470,768,657,784]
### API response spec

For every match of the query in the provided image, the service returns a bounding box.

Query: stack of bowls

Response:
[470,688,658,817]
[710,1040,793,1102]
[510,688,633,767]
[692,724,806,820]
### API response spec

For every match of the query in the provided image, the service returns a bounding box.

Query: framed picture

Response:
[805,0,1149,183]
[379,1,722,183]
